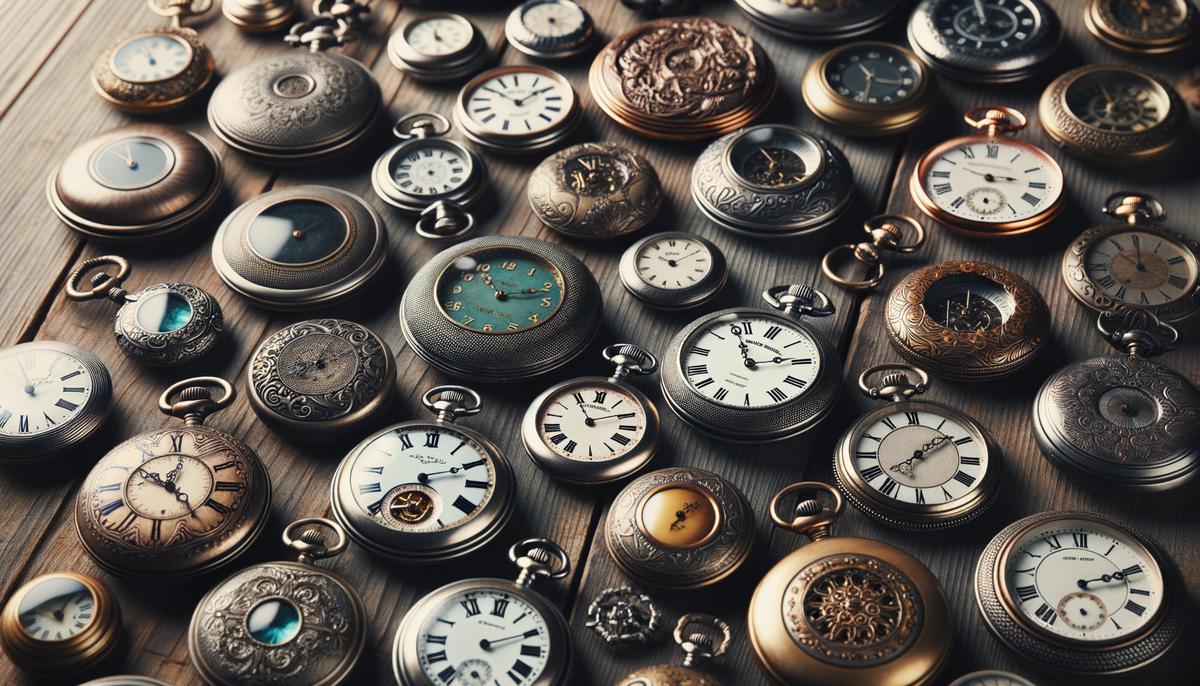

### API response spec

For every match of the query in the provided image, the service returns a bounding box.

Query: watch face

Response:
[634,235,714,291]
[921,139,1061,224]
[0,347,94,437]
[436,248,565,333]
[276,333,358,395]
[1064,70,1170,132]
[463,70,573,136]
[934,0,1042,55]
[1002,517,1164,643]
[17,576,95,641]
[405,16,473,56]
[520,0,587,37]
[390,140,474,197]
[922,272,1015,333]
[111,32,192,83]
[537,383,646,461]
[1084,230,1198,306]
[346,424,497,532]
[825,44,920,104]
[729,127,824,190]
[247,199,349,266]
[89,136,175,190]
[680,313,822,409]
[417,588,550,686]
[134,291,194,333]
[1108,0,1190,33]
[562,152,628,195]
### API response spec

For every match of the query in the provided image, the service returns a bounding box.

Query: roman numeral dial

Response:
[0,346,96,438]
[1082,229,1197,309]
[535,383,646,462]
[415,589,551,685]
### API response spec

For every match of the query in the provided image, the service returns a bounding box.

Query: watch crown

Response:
[794,498,823,517]
[177,386,213,402]
[880,372,910,388]
[438,389,466,404]
[299,528,326,547]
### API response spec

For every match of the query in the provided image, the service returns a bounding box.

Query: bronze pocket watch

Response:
[66,255,223,367]
[1033,308,1199,492]
[248,318,395,441]
[907,0,1062,84]
[388,13,490,82]
[528,143,662,240]
[75,377,271,579]
[619,232,729,310]
[605,467,754,590]
[222,0,297,33]
[505,0,596,60]
[802,41,936,137]
[453,66,581,154]
[834,364,1002,531]
[885,261,1050,382]
[616,613,730,686]
[975,511,1185,674]
[93,0,216,113]
[0,571,121,675]
[188,518,366,686]
[522,344,660,485]
[749,482,953,686]
[1085,0,1196,54]
[734,0,905,42]
[910,106,1064,238]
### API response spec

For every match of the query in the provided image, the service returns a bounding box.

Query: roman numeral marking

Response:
[452,495,476,515]
[1016,585,1039,602]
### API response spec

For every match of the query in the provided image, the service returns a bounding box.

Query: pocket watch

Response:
[734,0,905,41]
[822,214,927,291]
[522,344,660,485]
[66,255,223,367]
[211,185,388,310]
[885,261,1050,382]
[527,143,662,240]
[189,518,366,686]
[1033,308,1199,492]
[392,538,574,686]
[619,232,728,310]
[222,0,296,33]
[372,112,489,240]
[75,377,271,579]
[0,341,113,465]
[248,318,395,441]
[590,17,776,141]
[505,0,596,60]
[911,106,1064,238]
[1085,0,1197,54]
[659,285,842,443]
[974,511,1185,674]
[948,671,1037,686]
[749,482,953,686]
[453,66,581,154]
[388,13,490,82]
[691,125,854,239]
[0,572,120,675]
[400,235,602,381]
[1062,194,1200,323]
[80,677,173,686]
[92,0,215,113]
[907,0,1062,83]
[1039,65,1187,167]
[47,123,223,242]
[834,364,1002,531]
[605,467,754,590]
[331,386,514,564]
[616,614,730,686]
[207,1,382,163]
[802,41,936,137]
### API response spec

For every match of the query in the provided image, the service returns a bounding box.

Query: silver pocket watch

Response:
[907,0,1063,84]
[618,232,728,310]
[505,0,596,60]
[388,13,491,82]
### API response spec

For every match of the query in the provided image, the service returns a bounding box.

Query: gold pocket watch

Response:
[0,572,120,676]
[910,106,1064,238]
[802,41,936,137]
[749,482,953,686]
[1085,0,1197,54]
[93,0,216,113]
[521,344,660,485]
[616,614,730,686]
[834,364,1002,531]
[75,377,271,579]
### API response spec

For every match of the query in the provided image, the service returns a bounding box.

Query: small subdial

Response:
[379,484,443,531]
[739,147,807,187]
[965,187,1007,215]
[1057,591,1108,632]
[454,659,494,686]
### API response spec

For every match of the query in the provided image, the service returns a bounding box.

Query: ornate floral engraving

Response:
[92,28,214,110]
[238,54,366,132]
[1041,66,1186,157]
[527,143,662,239]
[115,283,223,366]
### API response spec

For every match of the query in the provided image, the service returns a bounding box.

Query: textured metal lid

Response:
[735,0,904,40]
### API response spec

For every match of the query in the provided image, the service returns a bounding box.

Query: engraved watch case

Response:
[528,143,662,240]
[735,0,905,42]
[1085,0,1197,55]
[908,0,1063,83]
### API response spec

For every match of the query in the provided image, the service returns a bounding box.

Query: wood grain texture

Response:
[0,1,1196,685]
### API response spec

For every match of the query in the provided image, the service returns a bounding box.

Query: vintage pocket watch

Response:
[947,672,1036,686]
[605,467,754,590]
[527,143,662,240]
[1033,308,1199,492]
[188,518,366,686]
[974,511,1185,674]
[749,482,953,686]
[75,377,271,579]
[885,261,1050,382]
[802,41,936,137]
[453,66,581,154]
[212,185,388,310]
[400,235,602,381]
[659,285,842,443]
[48,123,223,242]
[622,0,698,15]
[907,0,1062,83]
[80,677,173,686]
[207,1,381,163]
[910,106,1064,238]
[372,112,489,240]
[0,341,113,465]
[734,0,905,41]
[505,0,595,60]
[822,214,927,291]
[1061,194,1200,323]
[521,344,660,485]
[66,255,223,367]
[222,0,297,33]
[834,364,1002,531]
[619,232,728,310]
[330,385,515,564]
[1085,0,1196,54]
[392,538,574,686]
[616,614,730,686]
[248,318,395,441]
[0,572,120,675]
[92,0,215,113]
[388,13,490,82]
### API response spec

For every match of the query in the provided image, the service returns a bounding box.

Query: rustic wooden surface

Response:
[0,1,1196,684]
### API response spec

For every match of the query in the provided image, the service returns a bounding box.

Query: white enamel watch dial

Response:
[921,139,1061,224]
[417,589,551,685]
[0,347,94,437]
[391,141,474,198]
[1083,230,1197,307]
[464,71,572,136]
[17,577,95,641]
[521,1,586,38]
[405,16,473,56]
[111,33,192,83]
[851,409,988,505]
[537,385,646,462]
[634,235,714,291]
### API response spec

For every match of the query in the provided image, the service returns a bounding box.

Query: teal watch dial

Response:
[436,248,565,333]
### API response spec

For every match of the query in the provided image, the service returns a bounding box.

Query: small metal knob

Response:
[282,517,348,564]
[159,377,235,425]
[603,343,658,378]
[421,385,482,423]
[769,482,843,542]
[858,364,930,402]
[415,201,476,241]
[673,614,730,668]
[509,538,570,588]
[763,284,835,318]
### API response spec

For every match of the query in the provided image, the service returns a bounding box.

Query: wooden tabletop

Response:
[0,1,1196,684]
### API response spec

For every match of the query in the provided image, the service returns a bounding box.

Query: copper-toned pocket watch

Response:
[0,572,121,675]
[749,482,953,686]
[1085,0,1196,54]
[528,143,662,240]
[910,106,1064,238]
[616,614,730,686]
[75,377,271,579]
